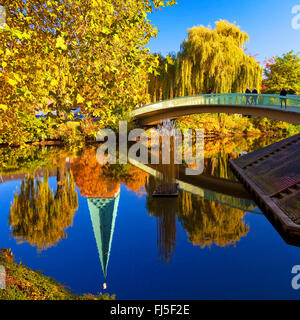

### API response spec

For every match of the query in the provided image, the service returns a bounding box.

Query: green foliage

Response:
[0,112,55,146]
[263,51,300,94]
[148,53,178,101]
[54,122,85,148]
[148,20,263,101]
[0,146,76,174]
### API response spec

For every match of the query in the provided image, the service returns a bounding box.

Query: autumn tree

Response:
[0,0,176,145]
[262,51,300,94]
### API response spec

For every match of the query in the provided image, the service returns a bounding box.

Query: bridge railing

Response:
[132,93,300,117]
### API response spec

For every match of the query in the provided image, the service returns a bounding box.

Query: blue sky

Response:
[148,0,300,66]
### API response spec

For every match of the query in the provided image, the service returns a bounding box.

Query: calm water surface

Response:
[1,135,300,299]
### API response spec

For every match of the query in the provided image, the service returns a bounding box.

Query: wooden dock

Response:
[230,134,300,237]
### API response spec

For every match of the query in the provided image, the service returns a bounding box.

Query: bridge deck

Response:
[230,134,300,234]
[132,93,300,125]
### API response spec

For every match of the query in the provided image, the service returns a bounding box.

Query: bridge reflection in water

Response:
[130,158,257,262]
[129,158,256,213]
[132,93,300,125]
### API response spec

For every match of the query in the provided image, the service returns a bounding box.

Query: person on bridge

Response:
[252,88,258,105]
[245,88,251,104]
[280,88,287,109]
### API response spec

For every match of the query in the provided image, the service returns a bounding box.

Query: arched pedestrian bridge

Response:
[132,93,300,125]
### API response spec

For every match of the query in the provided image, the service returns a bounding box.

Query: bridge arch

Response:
[132,94,300,126]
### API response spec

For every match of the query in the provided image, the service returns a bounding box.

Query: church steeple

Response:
[88,189,120,278]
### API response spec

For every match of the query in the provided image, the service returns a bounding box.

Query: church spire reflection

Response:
[87,190,120,278]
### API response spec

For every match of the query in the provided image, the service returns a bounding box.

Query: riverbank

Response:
[1,111,300,149]
[0,249,115,300]
[176,114,300,137]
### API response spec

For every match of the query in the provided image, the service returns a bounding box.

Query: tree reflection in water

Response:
[177,192,249,248]
[71,147,121,198]
[6,139,257,260]
[71,147,149,198]
[202,136,285,180]
[68,139,254,262]
[9,170,78,250]
[145,174,250,262]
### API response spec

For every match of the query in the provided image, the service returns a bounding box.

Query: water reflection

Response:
[2,134,294,276]
[146,175,178,262]
[177,192,249,248]
[145,174,250,262]
[202,135,286,180]
[71,147,149,198]
[9,170,78,250]
[70,147,149,278]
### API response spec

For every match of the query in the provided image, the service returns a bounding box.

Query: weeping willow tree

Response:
[9,171,78,250]
[148,20,263,102]
[147,53,178,102]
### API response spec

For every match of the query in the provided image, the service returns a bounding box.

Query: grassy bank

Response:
[0,249,115,300]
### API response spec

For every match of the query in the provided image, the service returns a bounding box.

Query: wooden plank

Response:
[230,134,300,234]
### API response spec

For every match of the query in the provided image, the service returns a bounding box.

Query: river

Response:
[1,134,300,299]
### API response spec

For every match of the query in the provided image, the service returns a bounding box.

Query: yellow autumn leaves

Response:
[0,1,176,145]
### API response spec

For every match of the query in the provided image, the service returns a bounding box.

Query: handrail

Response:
[132,93,300,117]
